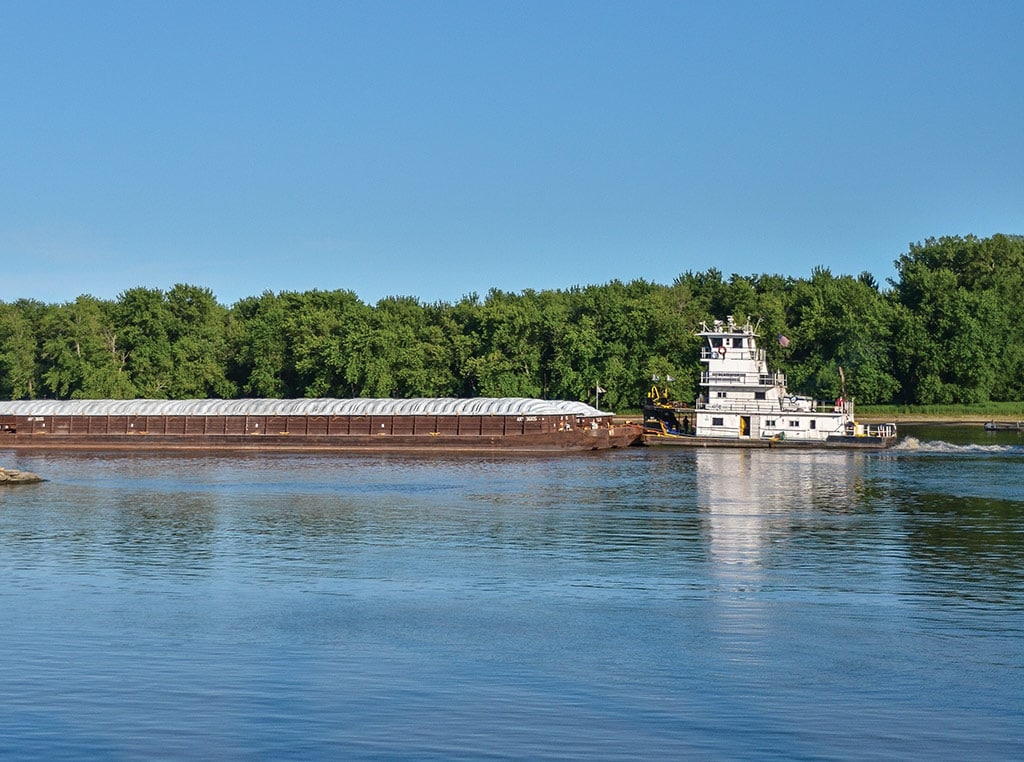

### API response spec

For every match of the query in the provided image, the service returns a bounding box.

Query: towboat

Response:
[643,316,897,449]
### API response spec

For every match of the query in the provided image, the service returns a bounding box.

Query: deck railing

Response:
[861,423,897,438]
[696,399,791,413]
[700,371,787,387]
[695,399,854,414]
[700,348,766,362]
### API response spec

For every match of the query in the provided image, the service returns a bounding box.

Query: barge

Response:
[0,397,642,453]
[643,316,897,449]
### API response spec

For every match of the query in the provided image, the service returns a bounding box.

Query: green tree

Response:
[462,289,545,397]
[116,287,175,397]
[40,295,135,398]
[283,289,370,397]
[343,296,455,397]
[0,300,43,399]
[891,251,1001,403]
[164,284,236,398]
[783,268,898,403]
[227,291,294,397]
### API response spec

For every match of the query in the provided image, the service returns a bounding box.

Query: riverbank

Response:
[615,411,1024,426]
[856,411,1024,424]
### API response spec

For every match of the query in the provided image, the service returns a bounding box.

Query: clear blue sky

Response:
[3,1,1022,307]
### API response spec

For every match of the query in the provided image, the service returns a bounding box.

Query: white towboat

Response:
[643,316,897,449]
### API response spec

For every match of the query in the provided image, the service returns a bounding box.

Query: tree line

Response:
[1,234,1021,410]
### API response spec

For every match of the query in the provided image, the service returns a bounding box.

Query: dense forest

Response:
[1,235,1022,410]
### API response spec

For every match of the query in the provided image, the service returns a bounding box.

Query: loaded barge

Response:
[643,316,897,449]
[0,397,642,453]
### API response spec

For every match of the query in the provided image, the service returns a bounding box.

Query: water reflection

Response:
[695,449,869,568]
[109,493,217,575]
[876,434,1024,605]
[693,450,858,668]
[893,489,1024,605]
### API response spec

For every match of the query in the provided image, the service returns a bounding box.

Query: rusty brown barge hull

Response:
[0,427,640,453]
[0,398,642,453]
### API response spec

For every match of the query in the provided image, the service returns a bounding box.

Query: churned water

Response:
[1,426,1022,760]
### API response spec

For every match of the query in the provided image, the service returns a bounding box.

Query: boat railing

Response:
[696,398,855,415]
[700,348,766,362]
[700,371,787,387]
[811,402,847,414]
[700,371,744,385]
[696,399,793,413]
[860,422,897,438]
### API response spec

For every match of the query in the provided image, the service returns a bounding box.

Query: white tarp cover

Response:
[0,397,610,418]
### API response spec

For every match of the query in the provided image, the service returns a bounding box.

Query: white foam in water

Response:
[894,436,1018,454]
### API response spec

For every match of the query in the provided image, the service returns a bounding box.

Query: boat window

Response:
[754,391,766,400]
[765,419,776,427]
[734,338,743,348]
[716,391,727,398]
[810,420,816,429]
[712,417,724,426]
[789,420,800,427]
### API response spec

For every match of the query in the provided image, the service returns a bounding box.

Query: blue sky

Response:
[3,1,1022,307]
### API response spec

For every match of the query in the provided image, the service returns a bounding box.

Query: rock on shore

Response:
[0,467,44,484]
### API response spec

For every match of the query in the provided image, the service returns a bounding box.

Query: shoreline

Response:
[857,414,1023,425]
[616,413,1022,426]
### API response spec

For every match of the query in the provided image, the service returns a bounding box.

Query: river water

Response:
[1,425,1022,760]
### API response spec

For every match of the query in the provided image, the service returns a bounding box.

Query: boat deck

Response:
[641,430,897,449]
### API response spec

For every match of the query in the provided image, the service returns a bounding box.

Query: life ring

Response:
[717,345,727,357]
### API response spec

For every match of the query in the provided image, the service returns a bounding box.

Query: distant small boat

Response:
[983,420,1023,431]
[643,316,897,449]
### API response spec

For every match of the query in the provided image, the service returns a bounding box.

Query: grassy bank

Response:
[616,402,1024,424]
[856,401,1024,423]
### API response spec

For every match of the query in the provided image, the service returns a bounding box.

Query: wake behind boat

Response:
[643,316,897,449]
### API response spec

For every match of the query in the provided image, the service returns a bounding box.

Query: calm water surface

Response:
[1,426,1022,759]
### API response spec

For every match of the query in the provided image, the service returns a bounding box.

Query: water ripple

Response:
[0,439,1022,759]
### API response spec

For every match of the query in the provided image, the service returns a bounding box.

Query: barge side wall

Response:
[0,413,639,452]
[0,413,581,438]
